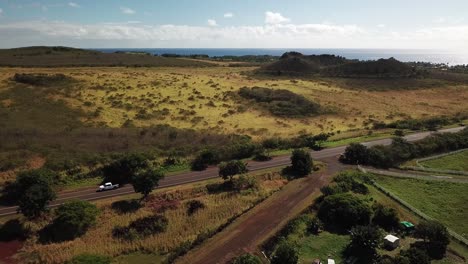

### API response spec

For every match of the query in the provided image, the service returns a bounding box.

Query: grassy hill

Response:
[0,46,213,67]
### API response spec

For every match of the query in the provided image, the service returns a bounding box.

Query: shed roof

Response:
[384,234,399,243]
[400,221,415,228]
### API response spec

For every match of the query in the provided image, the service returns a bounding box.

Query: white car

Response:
[97,182,120,192]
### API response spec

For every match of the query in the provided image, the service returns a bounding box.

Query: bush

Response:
[398,247,431,264]
[0,219,30,241]
[232,175,259,191]
[372,204,399,231]
[218,160,248,181]
[414,220,450,259]
[191,149,220,171]
[41,200,99,242]
[232,253,262,264]
[317,193,372,230]
[290,149,313,176]
[113,215,168,240]
[13,73,71,86]
[186,200,206,215]
[66,254,111,264]
[238,87,320,117]
[271,241,298,264]
[347,225,383,261]
[340,143,369,165]
[102,153,150,185]
[306,217,323,235]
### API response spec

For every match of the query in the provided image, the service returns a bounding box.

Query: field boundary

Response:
[401,149,468,176]
[358,166,468,247]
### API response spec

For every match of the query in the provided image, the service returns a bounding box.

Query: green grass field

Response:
[373,175,468,239]
[421,150,468,172]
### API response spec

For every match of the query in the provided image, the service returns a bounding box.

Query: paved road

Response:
[0,126,463,217]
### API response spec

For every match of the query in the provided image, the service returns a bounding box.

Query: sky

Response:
[0,0,467,49]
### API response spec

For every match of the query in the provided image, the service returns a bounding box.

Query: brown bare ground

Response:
[177,157,351,264]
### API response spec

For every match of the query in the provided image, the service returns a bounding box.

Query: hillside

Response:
[0,46,213,67]
[323,57,419,78]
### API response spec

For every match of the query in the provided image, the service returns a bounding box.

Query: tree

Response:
[398,247,430,264]
[218,160,248,181]
[191,149,220,171]
[45,200,99,242]
[232,253,262,264]
[102,153,150,185]
[290,149,313,176]
[132,168,165,199]
[340,143,369,165]
[348,225,383,260]
[271,241,298,264]
[414,220,450,259]
[317,193,372,230]
[66,254,111,264]
[372,204,399,231]
[306,217,323,235]
[18,180,56,219]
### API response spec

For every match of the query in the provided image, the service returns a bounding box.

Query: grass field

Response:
[14,170,287,264]
[373,175,468,239]
[1,67,467,139]
[421,150,468,171]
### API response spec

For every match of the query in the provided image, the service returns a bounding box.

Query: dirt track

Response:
[177,157,351,264]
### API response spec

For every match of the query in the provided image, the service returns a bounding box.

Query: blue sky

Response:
[0,0,467,49]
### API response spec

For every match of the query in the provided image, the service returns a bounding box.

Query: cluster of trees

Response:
[238,87,321,117]
[101,153,165,199]
[340,128,468,168]
[383,116,453,131]
[323,58,420,78]
[191,133,328,171]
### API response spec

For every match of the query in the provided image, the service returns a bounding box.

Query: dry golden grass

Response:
[1,67,467,139]
[16,172,287,264]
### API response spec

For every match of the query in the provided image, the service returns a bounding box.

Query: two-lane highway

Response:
[0,126,464,216]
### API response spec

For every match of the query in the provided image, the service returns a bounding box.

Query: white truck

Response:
[97,182,120,192]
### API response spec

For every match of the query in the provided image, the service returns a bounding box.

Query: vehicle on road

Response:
[97,182,120,192]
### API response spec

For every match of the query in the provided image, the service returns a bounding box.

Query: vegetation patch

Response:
[420,150,468,172]
[373,175,468,239]
[238,87,320,117]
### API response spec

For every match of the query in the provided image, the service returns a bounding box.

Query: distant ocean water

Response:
[92,48,468,65]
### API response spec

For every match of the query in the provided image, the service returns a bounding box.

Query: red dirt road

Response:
[177,157,351,264]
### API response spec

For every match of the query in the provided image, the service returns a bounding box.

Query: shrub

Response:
[191,149,220,171]
[113,215,168,240]
[238,87,320,117]
[372,204,399,231]
[398,247,431,264]
[271,241,298,264]
[0,219,30,241]
[102,153,150,185]
[13,73,71,86]
[41,200,99,242]
[218,160,248,181]
[232,175,259,191]
[306,217,323,235]
[348,225,383,260]
[66,254,111,264]
[232,253,262,264]
[290,149,313,176]
[186,200,206,215]
[317,193,372,230]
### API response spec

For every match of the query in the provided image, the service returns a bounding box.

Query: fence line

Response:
[358,166,468,247]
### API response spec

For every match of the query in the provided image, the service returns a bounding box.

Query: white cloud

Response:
[1,19,467,50]
[377,24,386,28]
[207,19,217,27]
[224,13,233,18]
[68,2,80,8]
[0,8,3,16]
[265,11,290,25]
[120,7,135,15]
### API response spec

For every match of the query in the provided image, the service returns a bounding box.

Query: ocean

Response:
[92,48,468,66]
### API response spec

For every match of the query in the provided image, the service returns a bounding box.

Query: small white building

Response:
[384,234,400,249]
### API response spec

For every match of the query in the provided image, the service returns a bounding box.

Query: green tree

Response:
[191,149,220,171]
[66,254,111,264]
[415,220,450,259]
[102,153,150,185]
[132,168,165,199]
[218,160,248,181]
[348,225,383,260]
[290,149,313,176]
[271,241,298,264]
[340,143,369,165]
[317,193,372,230]
[399,247,430,264]
[232,253,262,264]
[18,179,56,219]
[46,200,99,242]
[372,204,399,231]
